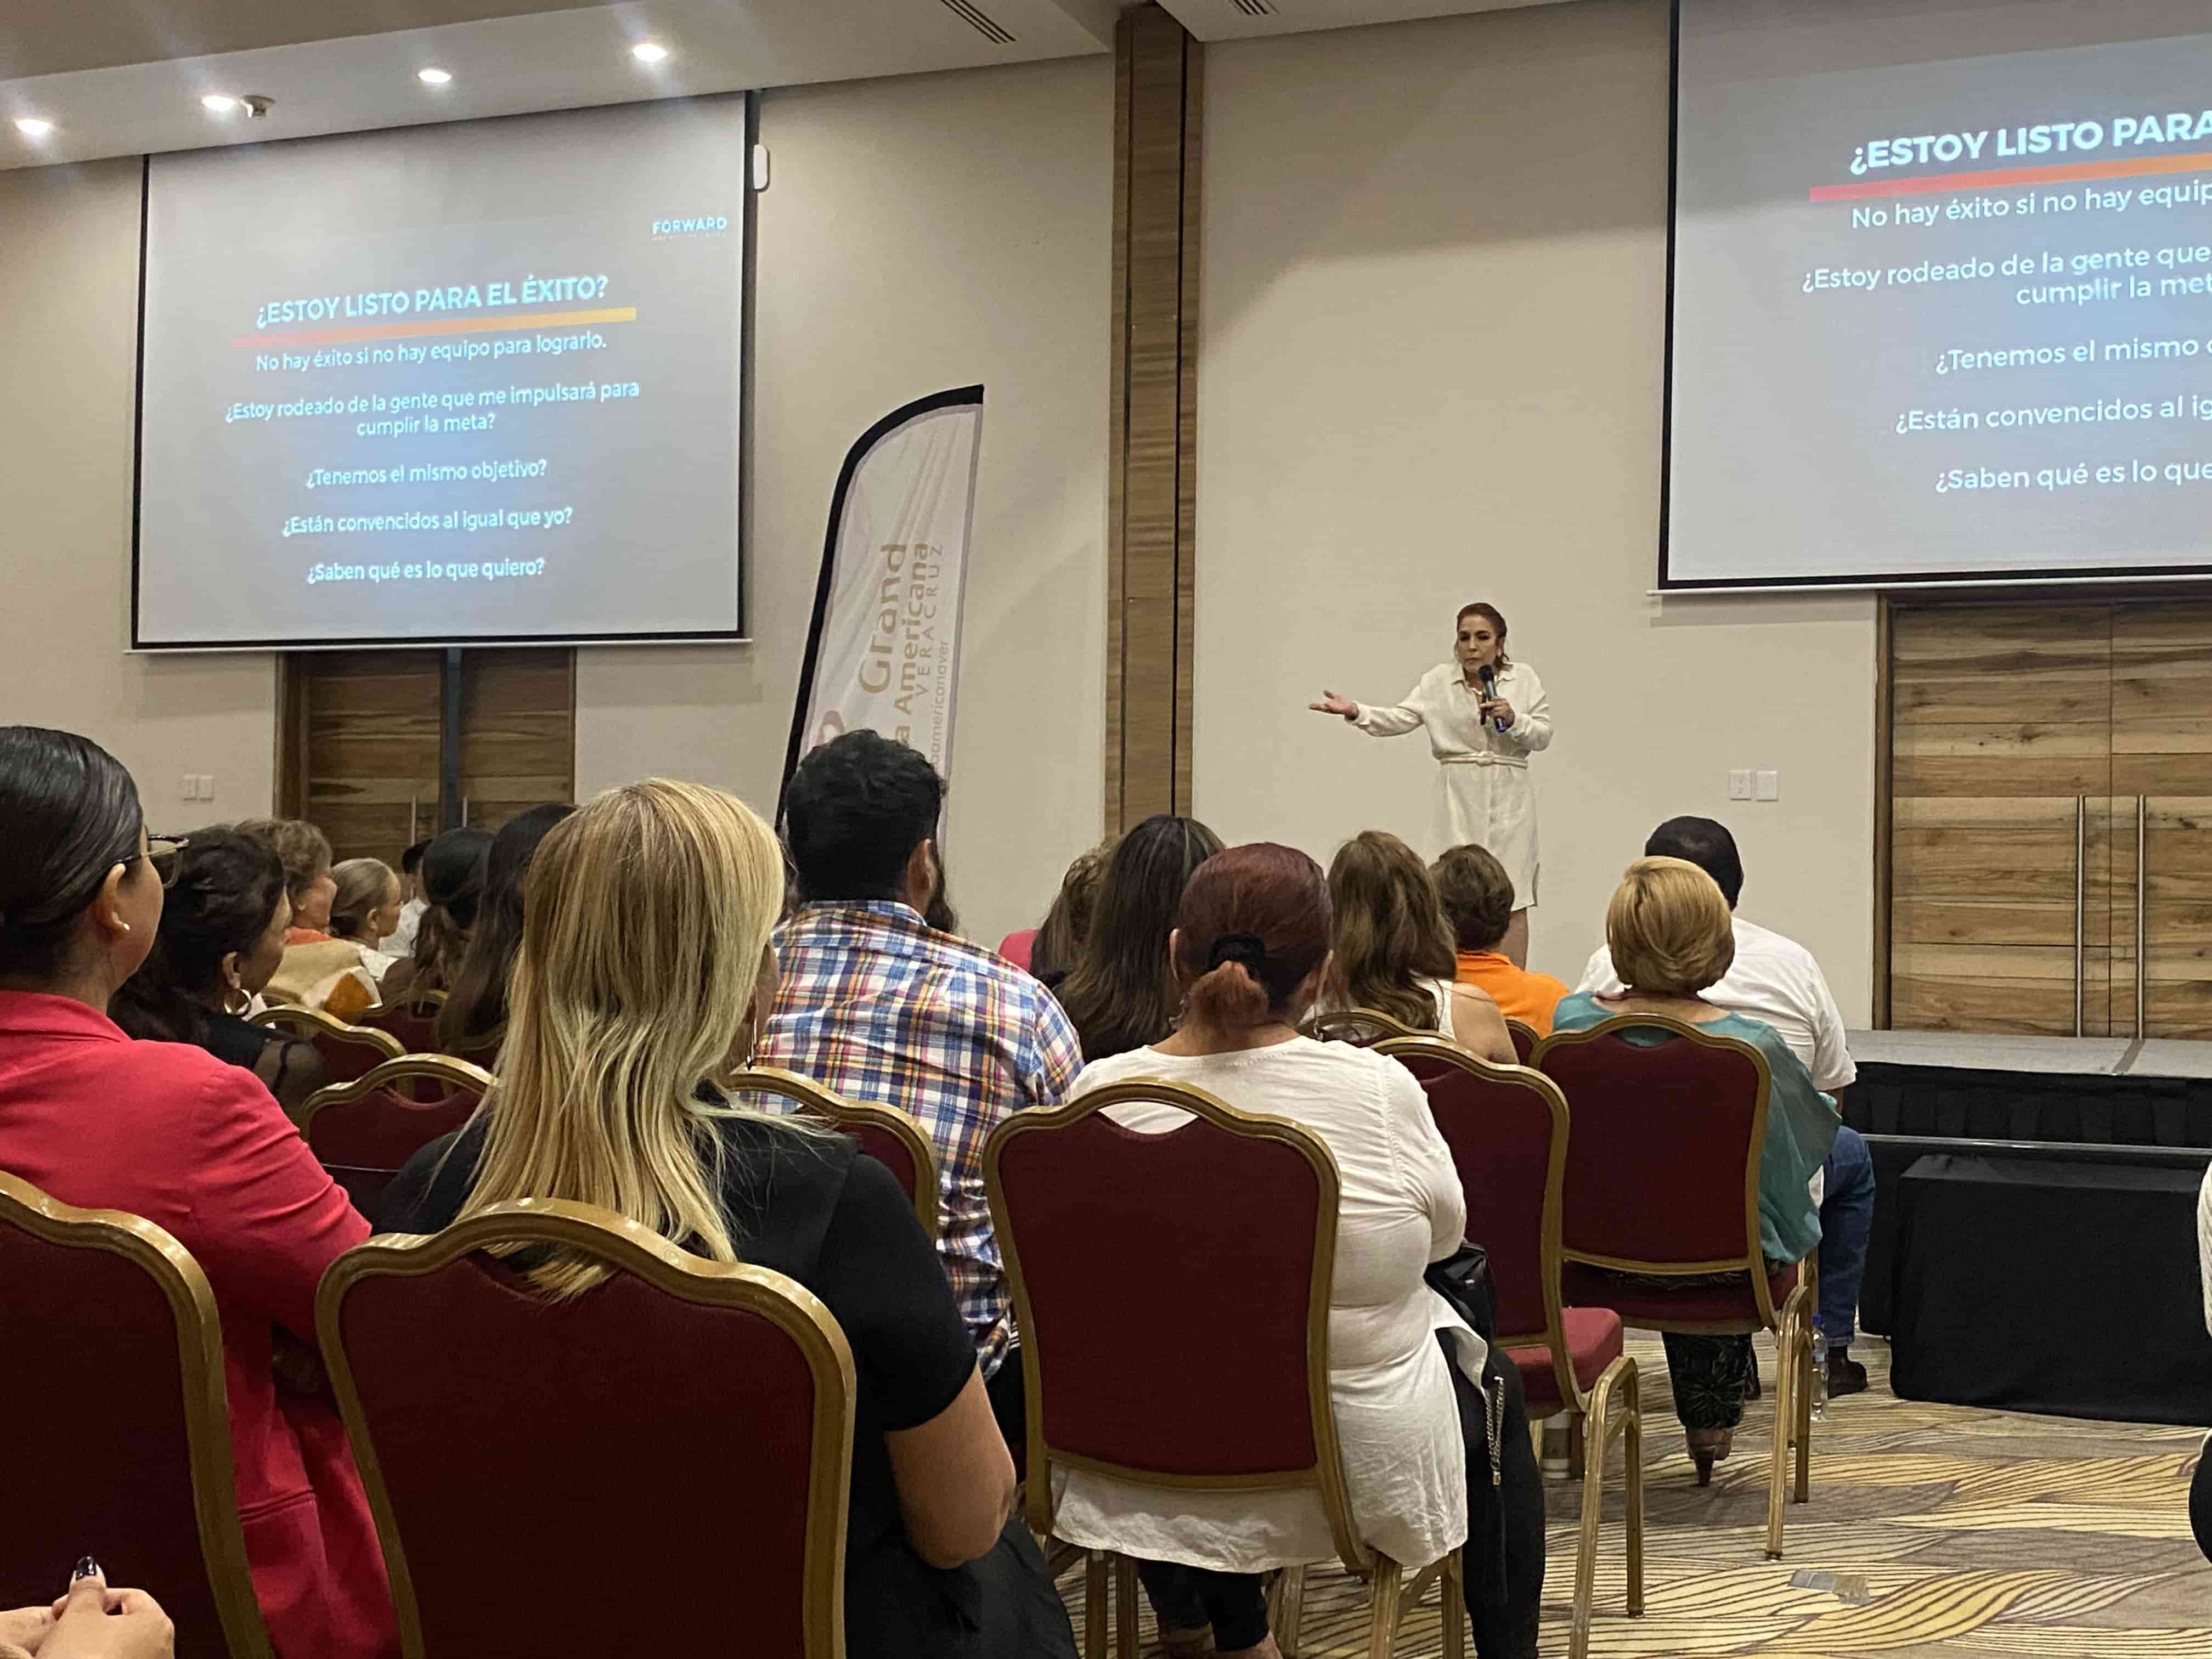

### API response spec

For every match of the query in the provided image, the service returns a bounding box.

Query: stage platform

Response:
[1846,1027,2212,1080]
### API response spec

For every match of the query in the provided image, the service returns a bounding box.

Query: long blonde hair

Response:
[457,778,789,1296]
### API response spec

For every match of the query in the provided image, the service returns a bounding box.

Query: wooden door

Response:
[2113,602,2212,1038]
[456,650,575,833]
[1887,605,2115,1035]
[279,653,442,866]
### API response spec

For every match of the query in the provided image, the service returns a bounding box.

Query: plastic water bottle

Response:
[1808,1319,1829,1422]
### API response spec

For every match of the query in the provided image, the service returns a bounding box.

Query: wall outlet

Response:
[180,774,197,801]
[200,774,216,800]
[1728,768,1753,800]
[1755,768,1780,801]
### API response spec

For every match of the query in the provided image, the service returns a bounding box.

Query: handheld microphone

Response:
[1477,664,1510,733]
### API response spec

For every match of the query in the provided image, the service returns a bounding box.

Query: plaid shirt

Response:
[759,901,1081,1375]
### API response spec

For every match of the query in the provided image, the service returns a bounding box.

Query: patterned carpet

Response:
[1057,1333,2210,1656]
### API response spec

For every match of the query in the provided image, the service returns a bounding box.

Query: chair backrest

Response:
[250,1003,403,1082]
[1504,1018,1539,1066]
[984,1079,1368,1571]
[1375,1038,1580,1406]
[1534,1014,1773,1282]
[725,1067,939,1239]
[438,1024,504,1070]
[0,1175,272,1659]
[1300,1005,1420,1047]
[354,992,445,1057]
[319,1200,854,1659]
[301,1056,495,1218]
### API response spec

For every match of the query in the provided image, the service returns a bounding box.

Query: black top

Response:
[382,1112,996,1649]
[199,1009,316,1099]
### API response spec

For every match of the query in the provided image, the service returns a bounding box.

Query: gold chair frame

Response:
[0,1173,275,1659]
[724,1066,940,1240]
[249,1003,405,1060]
[985,1079,1465,1659]
[317,1199,856,1659]
[1532,1014,1814,1559]
[298,1053,496,1135]
[1502,1017,1541,1062]
[1378,1037,1645,1659]
[1300,1006,1423,1045]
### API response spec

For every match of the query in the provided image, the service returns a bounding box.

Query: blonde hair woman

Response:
[1324,830,1512,1064]
[1550,857,1839,1477]
[380,781,1076,1659]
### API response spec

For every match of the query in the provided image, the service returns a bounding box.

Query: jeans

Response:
[1819,1125,1875,1351]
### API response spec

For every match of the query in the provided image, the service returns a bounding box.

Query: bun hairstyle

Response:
[1455,601,1511,669]
[328,857,399,941]
[1172,843,1331,1030]
[110,831,286,1043]
[0,726,145,981]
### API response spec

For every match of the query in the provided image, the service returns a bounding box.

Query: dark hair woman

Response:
[1059,842,1545,1658]
[1052,815,1222,1058]
[109,828,330,1116]
[379,823,492,1002]
[434,803,577,1054]
[0,727,393,1658]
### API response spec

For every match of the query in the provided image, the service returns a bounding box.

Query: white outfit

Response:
[2199,1166,2212,1334]
[1351,661,1551,907]
[388,896,426,960]
[1575,915,1857,1093]
[1051,1039,1480,1575]
[1421,977,1457,1042]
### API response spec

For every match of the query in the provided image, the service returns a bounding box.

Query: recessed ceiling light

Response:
[631,41,670,64]
[14,117,54,138]
[417,67,453,86]
[201,93,241,114]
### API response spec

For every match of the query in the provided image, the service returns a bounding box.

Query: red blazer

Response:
[0,992,396,1659]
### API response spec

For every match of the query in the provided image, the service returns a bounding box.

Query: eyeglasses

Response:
[145,835,188,889]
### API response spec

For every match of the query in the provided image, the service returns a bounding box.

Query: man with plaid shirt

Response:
[762,730,1080,1444]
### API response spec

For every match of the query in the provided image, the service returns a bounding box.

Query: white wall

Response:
[1195,0,1878,1017]
[0,161,279,825]
[574,55,1113,944]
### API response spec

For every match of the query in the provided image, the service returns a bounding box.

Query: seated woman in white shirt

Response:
[1059,841,1543,1659]
[1324,830,1513,1064]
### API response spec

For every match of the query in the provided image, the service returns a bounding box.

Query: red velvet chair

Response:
[249,1003,404,1084]
[1378,1037,1644,1659]
[1301,1005,1421,1047]
[725,1066,939,1239]
[299,1055,494,1220]
[354,990,445,1057]
[1534,1015,1814,1559]
[1503,1018,1539,1066]
[986,1079,1464,1659]
[997,927,1038,973]
[0,1173,272,1659]
[317,1199,855,1658]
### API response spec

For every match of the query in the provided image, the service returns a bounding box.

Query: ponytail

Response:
[1185,959,1271,1028]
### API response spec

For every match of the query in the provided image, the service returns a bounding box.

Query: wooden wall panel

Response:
[458,648,575,832]
[1105,3,1199,831]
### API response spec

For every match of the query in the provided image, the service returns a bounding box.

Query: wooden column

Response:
[1105,2,1201,830]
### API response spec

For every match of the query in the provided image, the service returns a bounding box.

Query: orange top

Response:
[1453,951,1570,1036]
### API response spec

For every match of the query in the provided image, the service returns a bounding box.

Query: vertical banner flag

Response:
[783,387,984,813]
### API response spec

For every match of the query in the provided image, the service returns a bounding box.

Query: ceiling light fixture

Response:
[201,93,241,114]
[14,117,54,138]
[631,41,670,64]
[417,67,453,85]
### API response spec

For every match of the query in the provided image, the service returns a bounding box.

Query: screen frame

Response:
[128,92,755,651]
[1657,0,2212,593]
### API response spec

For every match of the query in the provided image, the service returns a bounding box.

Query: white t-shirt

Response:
[1576,915,1857,1093]
[388,896,427,960]
[1049,1038,1477,1575]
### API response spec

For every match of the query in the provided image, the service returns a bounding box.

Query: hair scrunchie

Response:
[1206,930,1266,972]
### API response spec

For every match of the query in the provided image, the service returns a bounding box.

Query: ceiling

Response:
[0,0,1562,170]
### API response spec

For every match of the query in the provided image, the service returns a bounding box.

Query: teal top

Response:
[1550,993,1840,1265]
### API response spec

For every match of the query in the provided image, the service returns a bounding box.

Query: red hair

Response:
[1173,843,1331,1028]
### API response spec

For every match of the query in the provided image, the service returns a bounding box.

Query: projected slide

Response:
[1668,2,2212,587]
[136,97,747,646]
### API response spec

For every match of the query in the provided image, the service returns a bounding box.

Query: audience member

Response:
[0,1562,173,1659]
[1003,837,1115,983]
[236,817,336,941]
[433,804,575,1055]
[761,730,1081,1451]
[1053,814,1222,1058]
[0,728,393,1657]
[1553,857,1840,1478]
[1325,830,1513,1063]
[387,838,431,958]
[108,828,330,1117]
[1432,843,1570,1036]
[1575,816,1875,1395]
[378,825,492,1002]
[328,857,404,978]
[1061,843,1544,1658]
[382,780,1076,1657]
